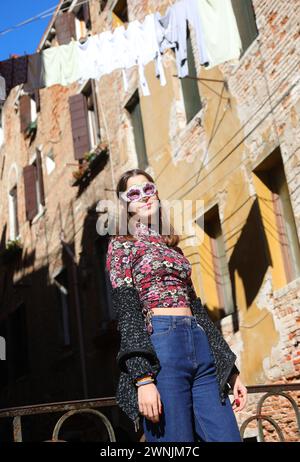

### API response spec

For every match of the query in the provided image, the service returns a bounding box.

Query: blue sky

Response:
[0,1,59,61]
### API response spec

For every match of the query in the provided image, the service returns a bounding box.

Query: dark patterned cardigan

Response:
[111,285,239,433]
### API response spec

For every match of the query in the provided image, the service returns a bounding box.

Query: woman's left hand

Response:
[228,374,248,412]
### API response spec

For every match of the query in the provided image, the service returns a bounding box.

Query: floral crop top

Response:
[105,220,197,334]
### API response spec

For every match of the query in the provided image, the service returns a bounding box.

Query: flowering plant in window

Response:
[71,142,109,185]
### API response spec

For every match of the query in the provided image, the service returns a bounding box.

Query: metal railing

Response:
[234,383,300,442]
[0,397,117,442]
[0,383,299,442]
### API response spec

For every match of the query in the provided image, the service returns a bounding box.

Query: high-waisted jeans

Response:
[141,315,242,442]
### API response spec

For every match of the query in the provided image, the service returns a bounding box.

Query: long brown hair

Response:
[114,168,180,247]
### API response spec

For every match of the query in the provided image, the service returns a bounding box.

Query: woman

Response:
[106,168,247,442]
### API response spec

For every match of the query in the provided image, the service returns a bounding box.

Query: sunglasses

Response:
[121,181,157,203]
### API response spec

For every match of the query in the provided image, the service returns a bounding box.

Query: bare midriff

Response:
[150,306,193,316]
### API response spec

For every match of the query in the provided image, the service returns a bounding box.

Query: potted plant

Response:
[1,238,23,264]
[83,151,97,163]
[72,169,85,180]
[71,143,109,186]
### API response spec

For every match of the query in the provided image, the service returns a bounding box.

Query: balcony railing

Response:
[0,397,117,442]
[0,383,299,442]
[234,383,300,442]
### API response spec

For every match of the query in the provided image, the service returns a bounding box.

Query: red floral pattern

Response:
[106,221,197,333]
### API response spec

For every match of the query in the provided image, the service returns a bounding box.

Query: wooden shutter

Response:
[19,95,31,133]
[36,150,45,206]
[55,12,76,45]
[34,90,40,113]
[83,2,91,28]
[23,165,38,221]
[69,93,90,160]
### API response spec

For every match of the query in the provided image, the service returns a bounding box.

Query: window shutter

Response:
[231,0,258,53]
[19,95,31,133]
[55,12,76,45]
[69,93,90,160]
[36,150,45,206]
[23,165,38,221]
[34,90,40,113]
[83,2,91,28]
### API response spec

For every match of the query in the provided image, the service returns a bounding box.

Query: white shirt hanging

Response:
[77,35,103,84]
[196,0,242,69]
[126,14,166,96]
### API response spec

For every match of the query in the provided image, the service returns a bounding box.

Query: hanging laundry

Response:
[81,26,130,89]
[93,30,119,79]
[155,0,209,78]
[42,40,80,87]
[76,17,166,95]
[125,14,166,97]
[77,34,105,84]
[125,20,151,96]
[142,14,166,88]
[78,28,130,89]
[196,0,242,69]
[110,25,131,92]
[23,53,45,92]
[0,75,6,102]
[0,55,28,95]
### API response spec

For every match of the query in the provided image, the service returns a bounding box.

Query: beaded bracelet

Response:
[135,379,155,387]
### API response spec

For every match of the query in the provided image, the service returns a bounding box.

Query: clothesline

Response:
[0,0,92,37]
[0,0,243,102]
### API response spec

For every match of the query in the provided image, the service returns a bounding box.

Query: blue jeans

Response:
[142,315,242,442]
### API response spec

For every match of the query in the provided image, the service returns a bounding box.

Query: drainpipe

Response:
[60,232,88,399]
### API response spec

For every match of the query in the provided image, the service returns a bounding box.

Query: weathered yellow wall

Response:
[253,174,287,289]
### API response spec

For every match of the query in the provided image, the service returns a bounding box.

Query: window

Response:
[54,11,76,46]
[113,0,128,24]
[253,148,300,285]
[9,303,29,380]
[54,268,71,347]
[82,80,100,151]
[8,185,19,240]
[19,92,39,135]
[23,149,45,221]
[40,1,79,49]
[69,80,100,160]
[74,2,91,40]
[125,90,149,169]
[180,26,202,124]
[33,157,43,213]
[231,0,258,55]
[45,149,56,175]
[198,205,234,318]
[30,92,39,121]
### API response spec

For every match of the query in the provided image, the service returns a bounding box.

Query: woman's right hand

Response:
[137,383,162,423]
